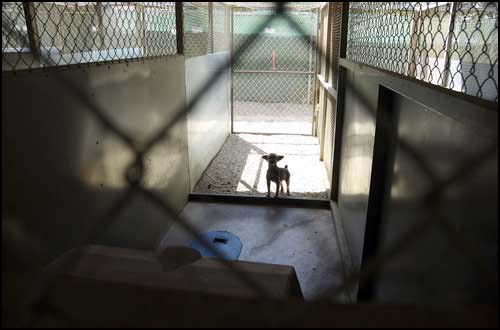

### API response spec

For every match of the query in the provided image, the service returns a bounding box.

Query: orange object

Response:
[272,50,277,71]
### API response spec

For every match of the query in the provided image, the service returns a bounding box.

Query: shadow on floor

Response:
[161,201,346,302]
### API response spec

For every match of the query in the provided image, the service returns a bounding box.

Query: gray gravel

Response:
[193,134,330,199]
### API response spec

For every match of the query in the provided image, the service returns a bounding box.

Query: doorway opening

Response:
[194,3,331,200]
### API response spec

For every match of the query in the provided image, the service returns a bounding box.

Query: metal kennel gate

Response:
[231,5,318,135]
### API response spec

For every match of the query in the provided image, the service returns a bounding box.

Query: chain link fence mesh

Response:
[213,2,231,53]
[2,2,177,70]
[183,2,209,58]
[347,2,498,102]
[232,7,318,134]
[2,1,232,69]
[329,2,342,89]
[2,2,499,324]
[2,2,29,51]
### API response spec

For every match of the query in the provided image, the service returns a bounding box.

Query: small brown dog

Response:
[262,153,291,198]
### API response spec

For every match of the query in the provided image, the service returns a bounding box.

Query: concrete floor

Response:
[193,133,330,199]
[160,201,346,302]
[233,102,313,134]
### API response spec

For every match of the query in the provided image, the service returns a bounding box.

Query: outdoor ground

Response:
[193,133,330,199]
[232,101,313,135]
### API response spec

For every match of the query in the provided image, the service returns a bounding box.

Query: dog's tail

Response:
[285,165,288,168]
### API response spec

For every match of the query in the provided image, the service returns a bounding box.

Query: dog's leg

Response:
[286,178,290,196]
[275,181,279,198]
[266,178,271,197]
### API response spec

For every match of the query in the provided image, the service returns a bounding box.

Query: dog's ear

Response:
[262,155,269,160]
[277,155,284,161]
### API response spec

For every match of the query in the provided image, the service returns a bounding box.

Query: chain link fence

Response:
[232,7,318,134]
[2,1,231,69]
[2,2,177,70]
[347,2,498,102]
[183,2,209,58]
[182,2,230,58]
[329,2,343,89]
[213,2,231,53]
[2,2,499,325]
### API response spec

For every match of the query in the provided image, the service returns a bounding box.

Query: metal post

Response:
[22,2,40,57]
[230,6,234,133]
[96,2,105,50]
[441,2,458,88]
[331,2,349,202]
[324,3,333,82]
[408,9,421,78]
[208,2,213,53]
[134,3,144,55]
[307,11,314,105]
[175,2,184,55]
[312,7,321,136]
[319,4,332,160]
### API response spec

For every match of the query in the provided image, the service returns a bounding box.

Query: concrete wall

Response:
[2,56,191,268]
[185,52,231,190]
[376,93,498,304]
[337,69,379,271]
[335,59,498,303]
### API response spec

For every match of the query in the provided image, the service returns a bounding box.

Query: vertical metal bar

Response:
[230,6,234,133]
[325,3,340,183]
[441,2,458,88]
[338,3,348,60]
[143,3,148,55]
[96,2,105,50]
[22,2,40,56]
[175,2,184,55]
[208,2,213,53]
[331,2,349,202]
[319,4,332,160]
[134,3,143,55]
[224,2,229,50]
[307,10,314,106]
[357,86,397,301]
[408,8,420,78]
[312,7,321,136]
[324,3,333,83]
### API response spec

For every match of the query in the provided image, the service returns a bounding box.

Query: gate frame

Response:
[230,7,320,136]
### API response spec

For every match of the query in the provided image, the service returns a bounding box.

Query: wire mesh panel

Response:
[183,2,209,58]
[329,2,343,89]
[323,3,344,183]
[232,6,318,134]
[347,2,498,102]
[212,2,231,53]
[2,2,177,70]
[2,2,29,51]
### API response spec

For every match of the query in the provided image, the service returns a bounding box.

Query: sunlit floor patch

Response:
[233,102,313,135]
[193,133,330,199]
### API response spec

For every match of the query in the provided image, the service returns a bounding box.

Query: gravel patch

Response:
[193,134,330,199]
